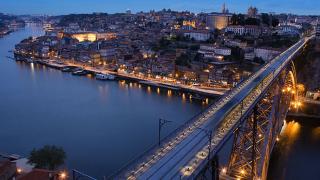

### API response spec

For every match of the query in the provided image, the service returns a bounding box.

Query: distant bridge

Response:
[112,35,314,180]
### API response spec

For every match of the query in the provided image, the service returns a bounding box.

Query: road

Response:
[113,36,312,179]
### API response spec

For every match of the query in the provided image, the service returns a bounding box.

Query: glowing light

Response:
[17,168,22,174]
[196,151,207,159]
[59,171,67,179]
[157,88,160,94]
[181,166,193,176]
[240,169,245,175]
[221,167,227,174]
[276,137,280,141]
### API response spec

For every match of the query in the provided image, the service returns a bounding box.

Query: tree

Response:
[28,145,66,170]
[261,13,270,26]
[271,17,280,27]
[175,53,192,67]
[231,14,245,25]
[245,18,260,26]
[253,57,265,64]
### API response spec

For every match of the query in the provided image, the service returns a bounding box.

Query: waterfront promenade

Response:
[33,59,227,97]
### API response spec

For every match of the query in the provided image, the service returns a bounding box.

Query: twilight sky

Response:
[0,0,319,15]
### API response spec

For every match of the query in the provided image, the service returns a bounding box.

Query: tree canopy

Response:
[28,145,66,170]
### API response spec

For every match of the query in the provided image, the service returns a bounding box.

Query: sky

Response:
[0,0,319,15]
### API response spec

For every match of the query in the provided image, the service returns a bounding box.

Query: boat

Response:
[108,74,116,80]
[96,73,116,80]
[61,67,74,72]
[70,67,83,72]
[72,70,89,76]
[191,94,203,101]
[25,58,33,63]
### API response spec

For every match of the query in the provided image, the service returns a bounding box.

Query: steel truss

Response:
[225,68,295,180]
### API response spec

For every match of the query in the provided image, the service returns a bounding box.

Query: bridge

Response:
[112,35,314,180]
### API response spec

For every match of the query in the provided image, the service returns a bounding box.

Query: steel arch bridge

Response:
[112,36,314,180]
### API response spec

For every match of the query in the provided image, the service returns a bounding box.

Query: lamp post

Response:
[197,127,213,162]
[72,169,97,180]
[158,118,172,146]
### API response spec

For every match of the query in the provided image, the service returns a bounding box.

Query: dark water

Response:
[268,117,320,180]
[0,25,206,178]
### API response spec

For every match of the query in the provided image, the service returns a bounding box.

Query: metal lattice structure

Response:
[226,67,296,180]
[111,36,313,180]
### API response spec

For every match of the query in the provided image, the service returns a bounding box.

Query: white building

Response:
[276,24,301,36]
[244,52,255,61]
[183,31,211,41]
[224,39,247,49]
[225,26,245,35]
[225,25,261,37]
[254,48,280,62]
[214,47,231,56]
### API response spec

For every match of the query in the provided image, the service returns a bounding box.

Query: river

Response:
[0,25,207,178]
[268,117,320,180]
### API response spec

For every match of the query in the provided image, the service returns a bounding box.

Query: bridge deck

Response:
[113,36,312,180]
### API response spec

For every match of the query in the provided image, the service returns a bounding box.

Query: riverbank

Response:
[13,57,226,98]
[1,26,208,179]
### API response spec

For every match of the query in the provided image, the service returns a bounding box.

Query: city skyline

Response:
[0,0,319,15]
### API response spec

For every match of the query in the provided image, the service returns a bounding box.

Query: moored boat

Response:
[96,73,116,80]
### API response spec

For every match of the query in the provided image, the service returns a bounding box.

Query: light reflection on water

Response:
[268,118,320,180]
[279,120,301,149]
[311,126,320,141]
[0,26,209,178]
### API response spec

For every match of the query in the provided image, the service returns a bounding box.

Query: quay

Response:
[288,97,320,119]
[16,58,226,98]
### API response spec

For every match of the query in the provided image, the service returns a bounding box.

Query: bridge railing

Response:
[109,77,250,179]
[110,36,312,179]
[186,37,311,178]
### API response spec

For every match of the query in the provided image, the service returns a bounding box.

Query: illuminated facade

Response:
[71,32,117,42]
[71,33,97,42]
[206,14,232,30]
[183,20,196,28]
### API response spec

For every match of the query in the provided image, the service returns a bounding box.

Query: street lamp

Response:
[72,169,97,180]
[197,127,213,162]
[158,118,172,146]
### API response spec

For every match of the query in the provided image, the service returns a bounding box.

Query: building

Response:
[276,24,301,36]
[17,169,60,180]
[183,30,211,41]
[213,47,231,56]
[244,52,255,61]
[316,23,320,39]
[225,25,261,37]
[0,158,16,180]
[224,39,247,49]
[70,32,117,42]
[206,13,232,30]
[182,20,196,28]
[248,6,258,17]
[71,32,97,42]
[254,48,280,62]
